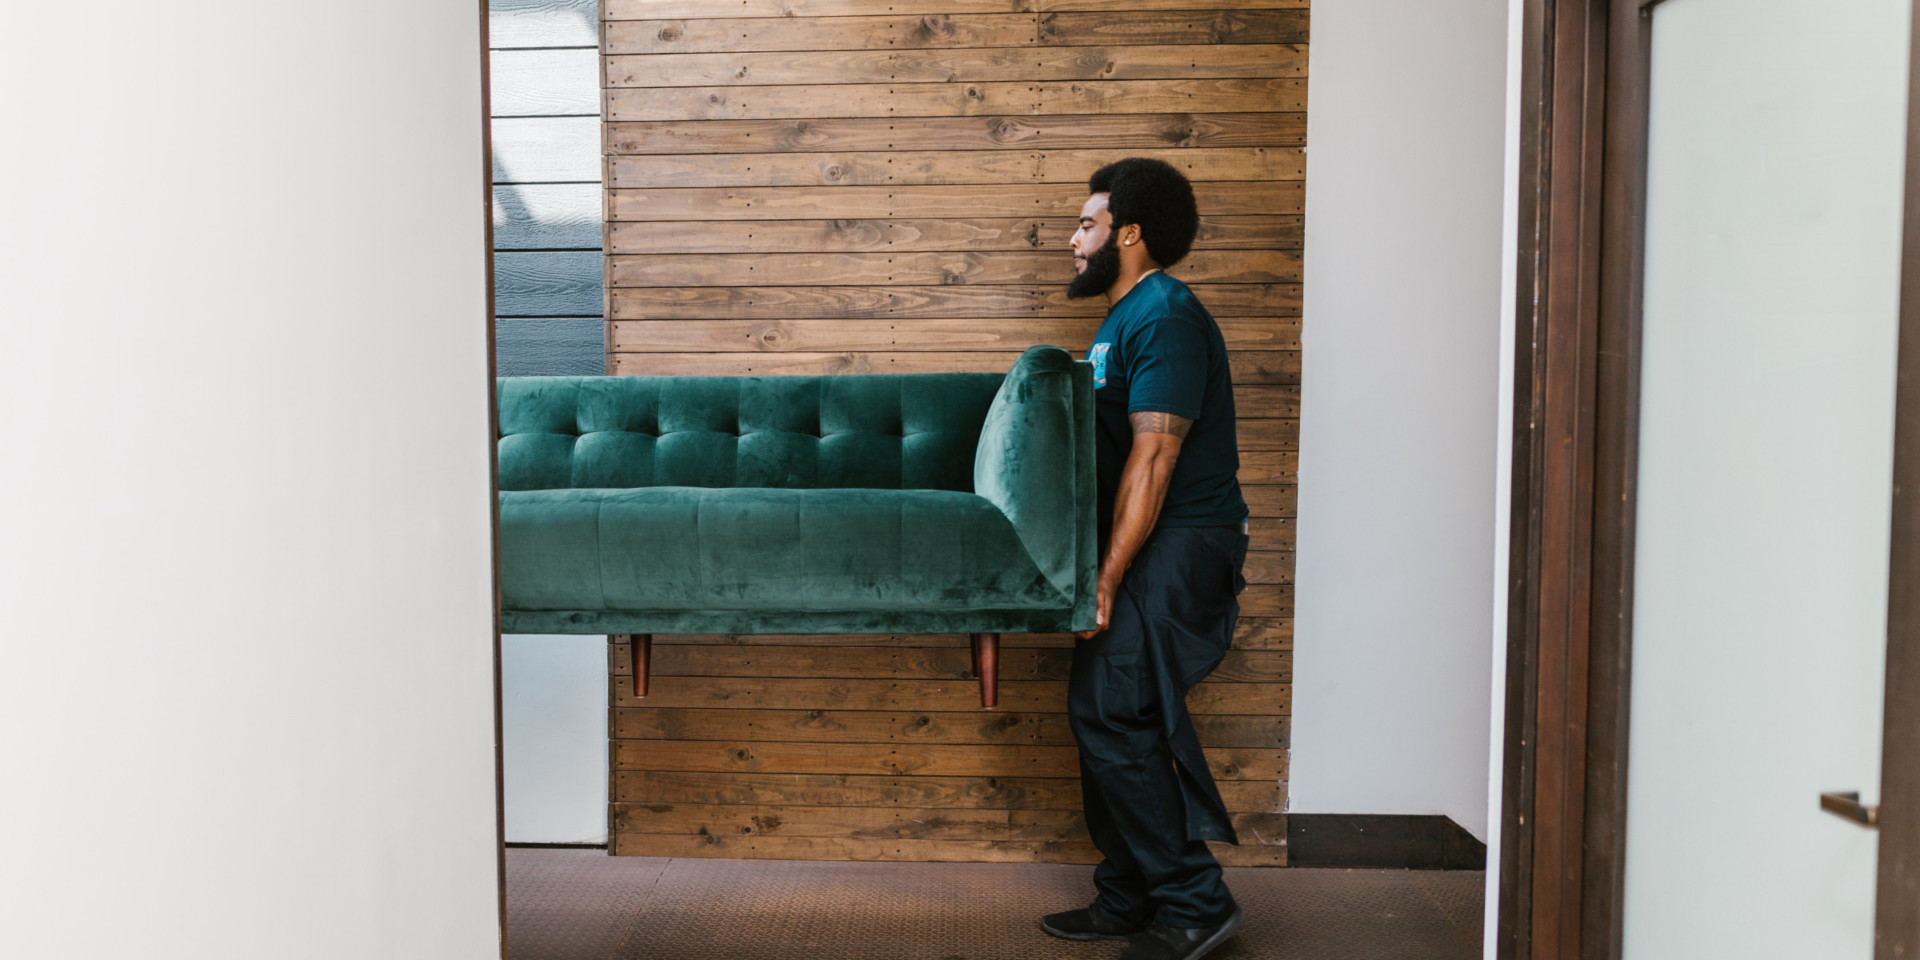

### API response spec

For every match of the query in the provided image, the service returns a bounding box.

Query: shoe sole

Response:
[1178,907,1245,960]
[1039,918,1136,942]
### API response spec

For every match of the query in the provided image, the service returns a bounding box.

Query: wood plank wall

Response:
[600,0,1304,865]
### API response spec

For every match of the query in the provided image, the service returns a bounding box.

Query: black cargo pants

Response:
[1069,523,1250,930]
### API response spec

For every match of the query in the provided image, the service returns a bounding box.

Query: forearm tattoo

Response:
[1130,411,1194,438]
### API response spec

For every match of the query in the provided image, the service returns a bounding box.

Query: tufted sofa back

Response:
[496,373,1005,492]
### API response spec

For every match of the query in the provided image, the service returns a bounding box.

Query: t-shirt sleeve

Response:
[1121,310,1209,420]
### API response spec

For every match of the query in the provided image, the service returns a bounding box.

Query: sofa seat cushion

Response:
[500,486,1063,613]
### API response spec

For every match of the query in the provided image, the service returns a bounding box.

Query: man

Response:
[1039,159,1252,960]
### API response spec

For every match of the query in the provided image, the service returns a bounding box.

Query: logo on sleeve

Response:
[1088,342,1112,387]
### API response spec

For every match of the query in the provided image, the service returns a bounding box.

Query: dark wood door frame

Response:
[1500,1,1920,957]
[1876,2,1920,954]
[1497,1,1648,958]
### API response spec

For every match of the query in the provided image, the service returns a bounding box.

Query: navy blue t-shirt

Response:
[1085,271,1246,537]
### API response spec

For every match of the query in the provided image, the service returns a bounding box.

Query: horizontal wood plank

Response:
[1242,484,1297,518]
[610,349,1294,384]
[1247,520,1294,552]
[605,44,1305,88]
[1237,582,1292,617]
[616,643,1291,682]
[612,707,1289,747]
[611,676,1291,712]
[613,770,1286,811]
[609,832,1286,865]
[605,112,1304,153]
[1238,418,1299,450]
[606,0,1308,20]
[607,147,1301,188]
[621,616,1292,650]
[610,739,1286,780]
[610,351,1305,395]
[1234,384,1299,417]
[606,249,1296,285]
[609,283,1300,318]
[608,319,1297,353]
[1243,550,1292,585]
[604,11,1307,54]
[606,215,1300,253]
[612,803,1289,847]
[606,79,1306,122]
[1238,450,1298,484]
[1037,9,1309,46]
[606,180,1301,220]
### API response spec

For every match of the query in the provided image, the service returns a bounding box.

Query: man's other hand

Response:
[1076,564,1124,639]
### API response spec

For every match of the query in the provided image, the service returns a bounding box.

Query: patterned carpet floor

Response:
[506,847,1485,960]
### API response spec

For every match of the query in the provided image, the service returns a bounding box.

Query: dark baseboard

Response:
[504,841,609,850]
[1285,814,1487,870]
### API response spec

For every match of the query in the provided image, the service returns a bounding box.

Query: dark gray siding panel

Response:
[496,318,605,376]
[496,252,604,317]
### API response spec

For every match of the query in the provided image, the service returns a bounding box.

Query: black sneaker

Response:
[1040,906,1146,942]
[1118,906,1244,960]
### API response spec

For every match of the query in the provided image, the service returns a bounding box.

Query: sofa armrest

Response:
[972,345,1098,632]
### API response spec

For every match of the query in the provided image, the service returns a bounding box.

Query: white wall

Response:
[1621,1,1909,955]
[1293,0,1512,839]
[503,636,609,843]
[0,2,501,957]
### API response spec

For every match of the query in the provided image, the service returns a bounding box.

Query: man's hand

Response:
[1077,564,1126,639]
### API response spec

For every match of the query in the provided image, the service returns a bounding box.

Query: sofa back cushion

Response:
[497,373,1003,491]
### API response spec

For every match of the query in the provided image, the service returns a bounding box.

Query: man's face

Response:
[1068,193,1122,300]
[1071,193,1113,268]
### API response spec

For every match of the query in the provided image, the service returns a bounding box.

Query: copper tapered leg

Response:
[972,632,999,708]
[628,633,651,699]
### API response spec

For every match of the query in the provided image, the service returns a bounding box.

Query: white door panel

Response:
[1623,1,1910,957]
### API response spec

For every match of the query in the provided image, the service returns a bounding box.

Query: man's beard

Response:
[1067,233,1123,300]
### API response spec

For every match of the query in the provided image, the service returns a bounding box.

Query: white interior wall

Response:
[1621,1,1909,955]
[503,636,610,843]
[0,2,501,956]
[1294,0,1513,839]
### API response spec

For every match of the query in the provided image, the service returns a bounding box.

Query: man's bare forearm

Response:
[1076,411,1193,637]
[1104,435,1181,580]
[1103,412,1193,580]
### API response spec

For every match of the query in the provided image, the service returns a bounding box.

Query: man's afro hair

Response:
[1088,158,1200,268]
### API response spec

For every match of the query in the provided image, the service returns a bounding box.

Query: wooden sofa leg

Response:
[972,632,999,709]
[627,634,651,699]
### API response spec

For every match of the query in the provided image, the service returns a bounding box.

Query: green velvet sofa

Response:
[496,345,1097,707]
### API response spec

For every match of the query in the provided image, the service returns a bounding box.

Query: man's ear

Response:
[1120,223,1143,247]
